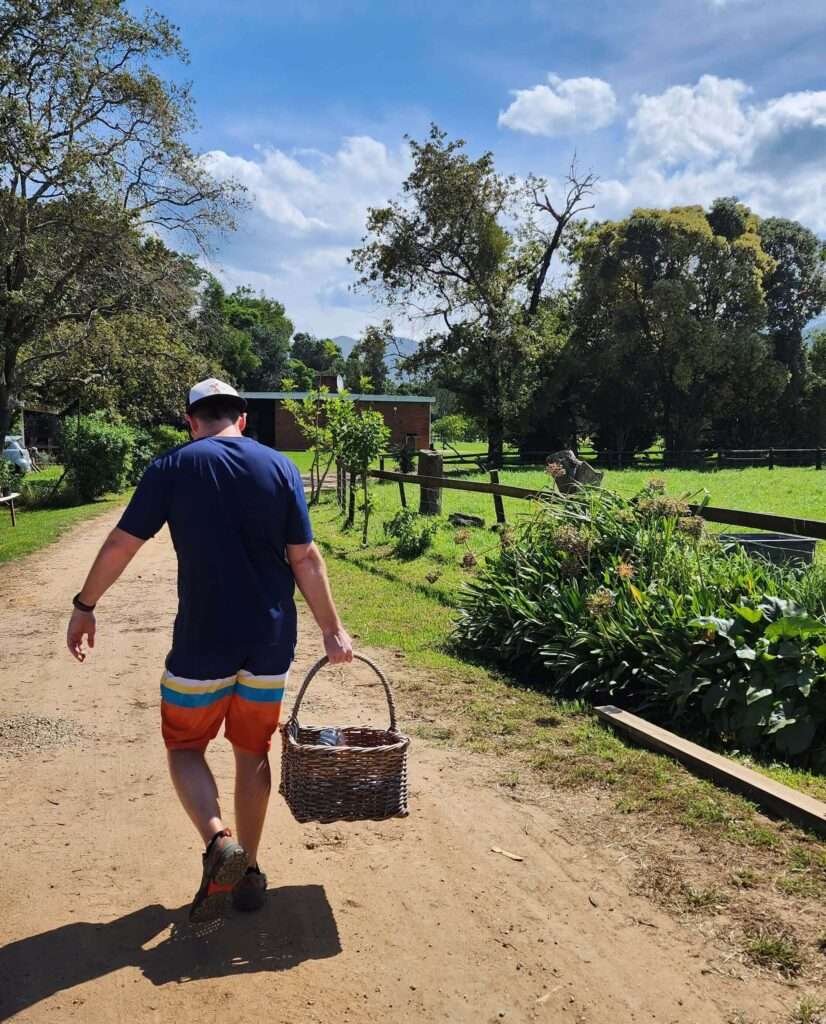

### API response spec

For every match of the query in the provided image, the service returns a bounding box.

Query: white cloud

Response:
[202,136,412,337]
[598,75,826,233]
[628,75,751,165]
[498,74,618,136]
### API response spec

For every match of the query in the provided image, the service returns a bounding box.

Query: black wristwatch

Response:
[72,593,96,613]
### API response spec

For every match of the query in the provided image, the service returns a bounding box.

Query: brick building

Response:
[241,379,434,452]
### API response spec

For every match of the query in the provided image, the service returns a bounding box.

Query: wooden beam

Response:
[369,471,826,540]
[595,705,826,837]
[368,469,545,501]
[694,504,826,541]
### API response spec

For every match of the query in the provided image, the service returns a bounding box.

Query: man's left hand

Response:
[324,627,354,665]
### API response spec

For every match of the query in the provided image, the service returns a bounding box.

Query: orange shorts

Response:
[160,667,288,754]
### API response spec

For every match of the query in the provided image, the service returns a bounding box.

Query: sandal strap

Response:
[204,827,231,857]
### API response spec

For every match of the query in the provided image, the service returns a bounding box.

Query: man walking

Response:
[66,379,353,924]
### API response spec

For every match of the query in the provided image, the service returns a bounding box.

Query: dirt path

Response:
[0,511,795,1023]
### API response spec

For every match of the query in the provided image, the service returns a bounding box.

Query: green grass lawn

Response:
[310,465,826,607]
[0,466,130,565]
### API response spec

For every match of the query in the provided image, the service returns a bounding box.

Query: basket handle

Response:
[286,653,399,733]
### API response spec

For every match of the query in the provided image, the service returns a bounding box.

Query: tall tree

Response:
[344,322,391,393]
[758,216,826,440]
[291,333,345,376]
[350,126,592,465]
[0,0,242,450]
[570,203,777,452]
[214,284,293,389]
[194,277,260,384]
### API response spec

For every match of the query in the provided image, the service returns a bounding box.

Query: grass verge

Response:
[0,469,129,565]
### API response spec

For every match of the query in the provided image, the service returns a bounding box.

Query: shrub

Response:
[433,413,480,444]
[389,442,415,473]
[454,481,826,768]
[130,425,189,483]
[62,414,135,501]
[0,459,16,495]
[384,507,438,559]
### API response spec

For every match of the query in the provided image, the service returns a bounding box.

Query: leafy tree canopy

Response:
[291,333,345,376]
[351,126,594,465]
[0,0,243,448]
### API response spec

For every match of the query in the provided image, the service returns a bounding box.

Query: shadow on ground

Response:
[0,885,340,1020]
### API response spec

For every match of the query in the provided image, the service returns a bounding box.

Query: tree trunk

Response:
[487,416,504,469]
[0,379,13,456]
[361,470,370,545]
[347,471,356,527]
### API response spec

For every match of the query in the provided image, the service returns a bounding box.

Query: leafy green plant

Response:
[433,413,480,444]
[384,507,438,558]
[282,384,357,504]
[62,414,135,502]
[338,408,390,543]
[130,425,189,483]
[454,481,826,768]
[0,459,16,495]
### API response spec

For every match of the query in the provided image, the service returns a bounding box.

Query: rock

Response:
[449,513,485,528]
[547,450,603,494]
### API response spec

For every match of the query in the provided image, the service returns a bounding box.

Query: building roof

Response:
[240,391,435,404]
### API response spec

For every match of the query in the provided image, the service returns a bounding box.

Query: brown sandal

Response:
[189,828,248,925]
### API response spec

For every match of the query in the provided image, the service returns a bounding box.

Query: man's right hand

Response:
[67,609,96,662]
[324,627,353,665]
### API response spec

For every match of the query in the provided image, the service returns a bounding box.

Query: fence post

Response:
[818,449,823,471]
[418,449,443,515]
[380,455,385,474]
[769,447,775,471]
[489,470,506,525]
[398,480,407,508]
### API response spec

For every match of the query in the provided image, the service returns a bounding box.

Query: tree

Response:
[291,333,345,376]
[350,127,593,465]
[0,0,242,451]
[343,322,391,393]
[570,203,778,452]
[805,329,826,446]
[758,217,826,440]
[223,286,293,390]
[283,358,315,390]
[35,310,214,426]
[194,277,260,384]
[280,384,357,505]
[337,408,390,543]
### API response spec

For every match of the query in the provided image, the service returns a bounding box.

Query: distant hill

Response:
[333,335,420,371]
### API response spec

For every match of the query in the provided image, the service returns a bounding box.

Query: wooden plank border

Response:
[595,705,826,836]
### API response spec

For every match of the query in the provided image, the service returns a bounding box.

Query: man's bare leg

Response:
[167,749,226,844]
[233,747,271,866]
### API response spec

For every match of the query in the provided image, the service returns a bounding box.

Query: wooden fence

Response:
[367,467,826,540]
[419,447,826,471]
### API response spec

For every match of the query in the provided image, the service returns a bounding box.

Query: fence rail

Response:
[368,468,826,540]
[427,447,826,471]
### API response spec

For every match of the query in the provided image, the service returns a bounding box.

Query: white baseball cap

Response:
[187,377,247,413]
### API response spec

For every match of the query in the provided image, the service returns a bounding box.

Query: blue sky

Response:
[135,0,826,337]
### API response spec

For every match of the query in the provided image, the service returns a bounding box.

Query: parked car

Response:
[2,435,33,474]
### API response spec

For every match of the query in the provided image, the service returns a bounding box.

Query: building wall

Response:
[272,398,432,451]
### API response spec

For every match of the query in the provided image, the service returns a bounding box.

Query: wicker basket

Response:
[279,654,410,824]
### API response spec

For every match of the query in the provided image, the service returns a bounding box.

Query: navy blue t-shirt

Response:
[118,436,313,661]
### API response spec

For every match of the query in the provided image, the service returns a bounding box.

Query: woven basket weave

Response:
[279,654,410,824]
